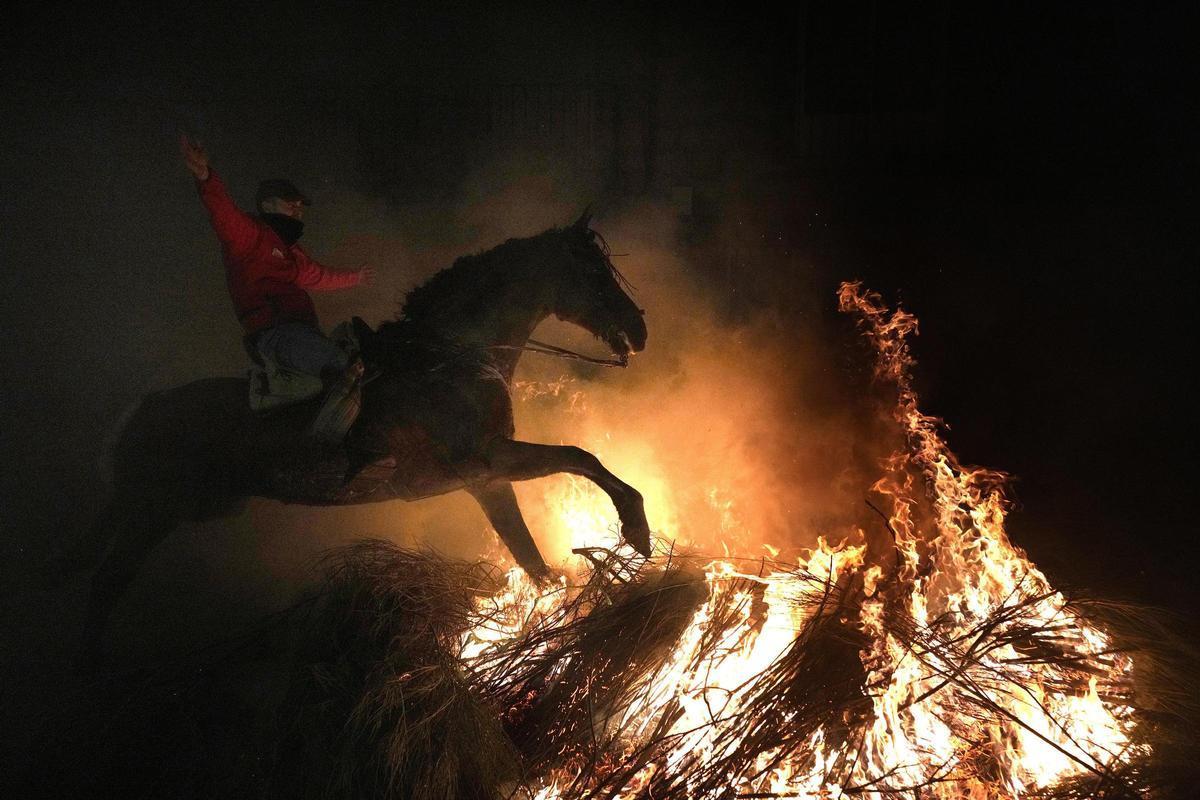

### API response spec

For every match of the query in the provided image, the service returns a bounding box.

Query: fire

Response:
[457,282,1141,798]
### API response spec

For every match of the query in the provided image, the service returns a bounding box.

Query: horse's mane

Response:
[372,222,627,356]
[375,230,555,345]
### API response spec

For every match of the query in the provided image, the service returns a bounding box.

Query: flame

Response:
[529,441,682,565]
[458,283,1140,798]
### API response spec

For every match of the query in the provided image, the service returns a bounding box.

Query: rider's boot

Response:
[309,358,364,445]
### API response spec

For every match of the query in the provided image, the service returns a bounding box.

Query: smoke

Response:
[0,98,894,678]
[481,195,891,564]
[291,156,894,568]
[0,94,902,796]
[153,152,894,600]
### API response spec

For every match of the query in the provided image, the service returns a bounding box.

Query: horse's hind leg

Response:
[76,497,179,670]
[467,482,552,580]
[483,438,651,556]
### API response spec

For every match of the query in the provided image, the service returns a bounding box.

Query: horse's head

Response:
[550,210,647,358]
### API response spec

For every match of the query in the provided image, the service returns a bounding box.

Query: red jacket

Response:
[197,170,361,335]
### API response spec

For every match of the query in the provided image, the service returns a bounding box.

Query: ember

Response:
[447,282,1145,798]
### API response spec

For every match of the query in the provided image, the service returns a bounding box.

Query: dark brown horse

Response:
[66,211,650,663]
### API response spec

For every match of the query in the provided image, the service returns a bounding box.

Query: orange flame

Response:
[463,282,1139,798]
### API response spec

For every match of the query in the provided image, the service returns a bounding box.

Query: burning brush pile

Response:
[270,283,1194,799]
[31,284,1194,800]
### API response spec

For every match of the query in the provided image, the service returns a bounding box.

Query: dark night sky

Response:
[2,2,1198,761]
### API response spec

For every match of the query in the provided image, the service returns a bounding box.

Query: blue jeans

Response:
[255,322,349,379]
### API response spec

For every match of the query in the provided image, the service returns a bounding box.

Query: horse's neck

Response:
[393,236,562,384]
[437,272,552,384]
[477,301,550,384]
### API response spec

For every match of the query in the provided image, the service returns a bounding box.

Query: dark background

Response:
[2,0,1197,761]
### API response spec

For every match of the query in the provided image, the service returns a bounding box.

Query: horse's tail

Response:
[96,395,145,490]
[45,395,147,579]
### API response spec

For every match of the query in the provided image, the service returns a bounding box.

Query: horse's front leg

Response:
[467,481,553,581]
[483,438,652,557]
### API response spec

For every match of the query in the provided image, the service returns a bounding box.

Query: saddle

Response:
[247,319,368,444]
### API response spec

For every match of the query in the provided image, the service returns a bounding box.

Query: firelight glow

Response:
[458,282,1140,798]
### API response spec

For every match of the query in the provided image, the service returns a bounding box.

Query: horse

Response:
[64,210,650,664]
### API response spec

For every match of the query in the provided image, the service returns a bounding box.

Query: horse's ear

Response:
[572,206,592,231]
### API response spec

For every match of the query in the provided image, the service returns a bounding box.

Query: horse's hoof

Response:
[620,519,653,558]
[617,495,653,558]
[525,563,558,589]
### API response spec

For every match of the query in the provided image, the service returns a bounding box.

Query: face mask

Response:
[260,212,305,245]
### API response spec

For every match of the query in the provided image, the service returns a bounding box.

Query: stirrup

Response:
[309,361,364,444]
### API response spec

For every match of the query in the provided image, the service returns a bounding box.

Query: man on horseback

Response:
[62,193,653,672]
[180,134,374,443]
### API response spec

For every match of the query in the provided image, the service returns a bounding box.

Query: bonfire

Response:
[30,283,1194,800]
[274,282,1191,800]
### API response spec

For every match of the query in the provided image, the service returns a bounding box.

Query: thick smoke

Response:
[1,103,891,676]
[298,162,895,569]
[495,198,890,564]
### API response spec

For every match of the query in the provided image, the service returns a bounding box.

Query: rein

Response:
[366,336,628,383]
[494,338,629,368]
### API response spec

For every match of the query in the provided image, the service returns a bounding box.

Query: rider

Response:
[180,135,374,442]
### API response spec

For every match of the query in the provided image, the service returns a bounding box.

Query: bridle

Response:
[373,228,637,378]
[471,229,633,369]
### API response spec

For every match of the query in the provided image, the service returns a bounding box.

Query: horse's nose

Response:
[628,311,648,352]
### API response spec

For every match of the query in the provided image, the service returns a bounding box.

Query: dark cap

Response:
[255,178,310,209]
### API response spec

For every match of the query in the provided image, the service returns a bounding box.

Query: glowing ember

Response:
[459,282,1141,798]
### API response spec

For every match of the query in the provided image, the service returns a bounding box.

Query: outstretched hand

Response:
[357,265,377,286]
[179,133,209,181]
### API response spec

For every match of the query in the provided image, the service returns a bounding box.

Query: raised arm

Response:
[180,135,259,257]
